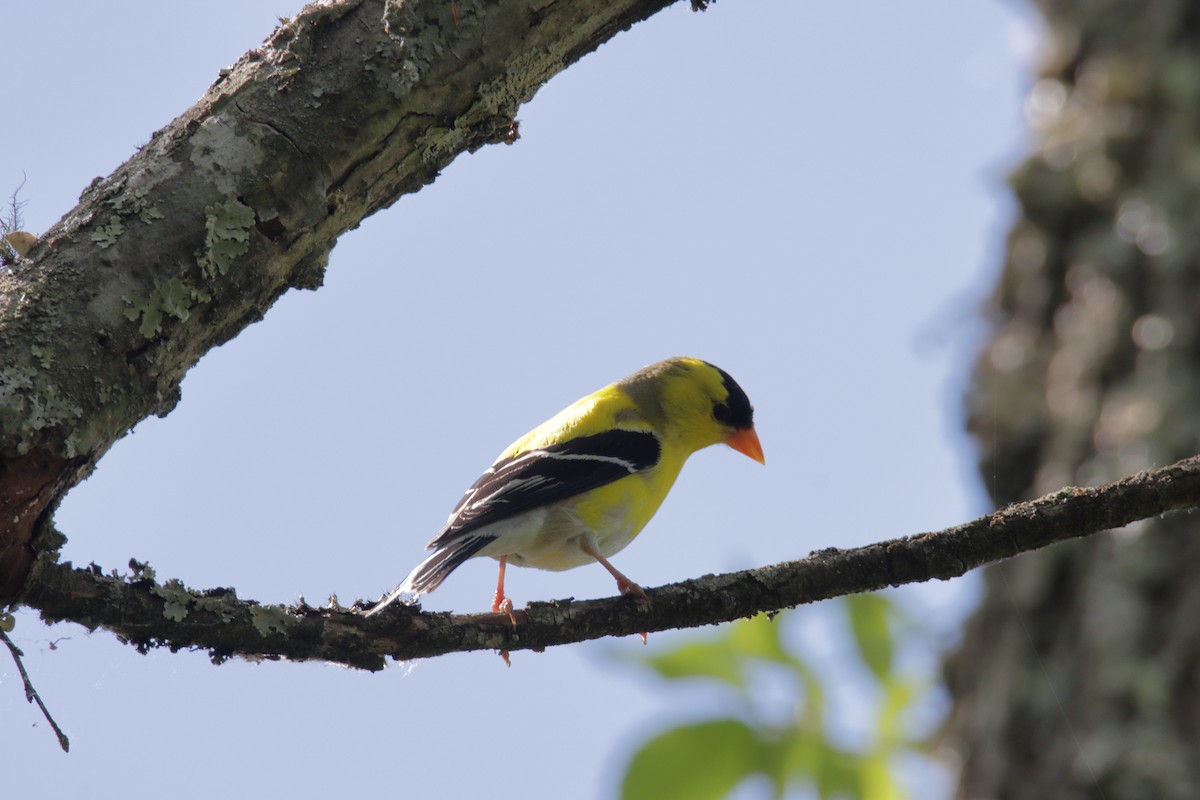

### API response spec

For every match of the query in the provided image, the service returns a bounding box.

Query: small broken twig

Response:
[1,628,69,752]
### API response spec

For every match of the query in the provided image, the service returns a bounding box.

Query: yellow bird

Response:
[366,357,763,619]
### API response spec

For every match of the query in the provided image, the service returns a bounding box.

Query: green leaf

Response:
[846,593,894,682]
[727,613,791,664]
[756,736,794,800]
[860,752,904,800]
[637,640,745,686]
[778,727,822,783]
[813,744,864,800]
[622,719,764,800]
[877,674,920,743]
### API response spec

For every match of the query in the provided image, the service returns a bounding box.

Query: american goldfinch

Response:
[366,357,763,619]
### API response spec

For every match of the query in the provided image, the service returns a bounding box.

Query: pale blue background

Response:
[1,1,1033,797]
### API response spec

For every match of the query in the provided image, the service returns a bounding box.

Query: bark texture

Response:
[18,457,1200,669]
[0,0,676,599]
[948,1,1200,796]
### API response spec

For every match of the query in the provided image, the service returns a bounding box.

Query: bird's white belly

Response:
[475,499,638,571]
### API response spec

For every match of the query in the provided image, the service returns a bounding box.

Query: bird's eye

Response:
[713,402,732,424]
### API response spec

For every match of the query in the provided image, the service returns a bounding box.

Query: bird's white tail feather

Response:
[364,536,489,616]
[363,579,421,617]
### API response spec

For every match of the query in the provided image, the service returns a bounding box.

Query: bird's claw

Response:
[492,595,517,627]
[614,579,649,644]
[617,578,649,602]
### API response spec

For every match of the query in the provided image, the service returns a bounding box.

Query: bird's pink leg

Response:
[491,556,516,666]
[580,540,650,645]
[492,555,517,626]
[579,540,648,600]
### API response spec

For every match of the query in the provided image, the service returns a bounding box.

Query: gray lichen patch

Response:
[90,188,164,249]
[250,603,296,637]
[110,187,165,224]
[91,215,124,249]
[0,365,84,456]
[198,200,256,279]
[152,578,195,622]
[123,277,212,340]
[122,200,255,340]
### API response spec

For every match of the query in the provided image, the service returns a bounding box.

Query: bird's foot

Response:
[617,577,649,602]
[614,579,649,644]
[492,556,518,626]
[492,594,517,627]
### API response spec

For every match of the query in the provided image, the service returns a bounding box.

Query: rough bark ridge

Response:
[0,0,675,600]
[948,1,1200,797]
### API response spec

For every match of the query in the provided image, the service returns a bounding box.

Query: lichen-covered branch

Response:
[0,0,680,598]
[18,455,1200,670]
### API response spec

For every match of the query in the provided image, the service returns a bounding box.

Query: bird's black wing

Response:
[425,429,660,549]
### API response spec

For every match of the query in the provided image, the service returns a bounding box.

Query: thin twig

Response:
[2,171,28,234]
[1,628,69,752]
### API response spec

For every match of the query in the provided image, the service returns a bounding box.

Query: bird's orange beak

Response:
[725,426,765,464]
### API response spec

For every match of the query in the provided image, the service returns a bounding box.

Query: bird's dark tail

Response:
[364,536,491,616]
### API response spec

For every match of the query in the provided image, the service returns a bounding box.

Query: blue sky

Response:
[1,1,1035,797]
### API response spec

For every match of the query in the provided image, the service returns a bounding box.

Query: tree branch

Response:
[0,0,681,597]
[17,455,1200,670]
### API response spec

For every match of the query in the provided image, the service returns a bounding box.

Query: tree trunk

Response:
[948,0,1200,796]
